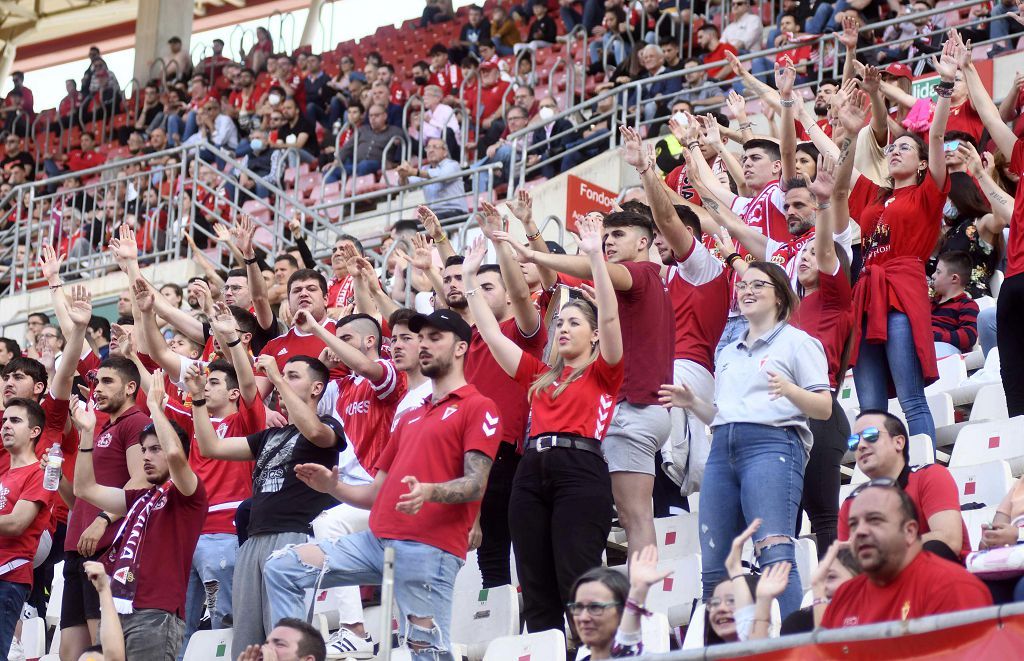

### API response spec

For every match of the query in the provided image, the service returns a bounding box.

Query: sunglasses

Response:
[848,476,898,499]
[847,426,881,450]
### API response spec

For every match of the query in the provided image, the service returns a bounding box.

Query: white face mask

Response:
[268,93,282,106]
[538,106,555,121]
[672,111,689,127]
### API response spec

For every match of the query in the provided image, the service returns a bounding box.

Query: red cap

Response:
[884,63,913,80]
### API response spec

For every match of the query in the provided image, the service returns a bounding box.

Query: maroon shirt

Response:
[616,261,675,405]
[65,406,152,553]
[110,480,207,617]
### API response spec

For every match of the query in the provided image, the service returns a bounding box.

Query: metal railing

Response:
[0,140,331,296]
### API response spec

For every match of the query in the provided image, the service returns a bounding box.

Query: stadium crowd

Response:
[2,0,1024,660]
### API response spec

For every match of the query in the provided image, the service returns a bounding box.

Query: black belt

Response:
[526,434,603,457]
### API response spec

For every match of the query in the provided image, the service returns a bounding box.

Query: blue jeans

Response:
[181,533,238,658]
[264,531,463,661]
[805,2,835,34]
[474,143,513,190]
[990,0,1024,50]
[344,159,381,177]
[698,423,806,618]
[0,580,30,655]
[979,305,997,357]
[714,315,749,365]
[853,312,936,441]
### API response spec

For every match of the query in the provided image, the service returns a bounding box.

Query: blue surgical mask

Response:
[250,139,264,152]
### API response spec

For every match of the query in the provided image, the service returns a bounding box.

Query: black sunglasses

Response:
[848,476,898,499]
[847,426,881,451]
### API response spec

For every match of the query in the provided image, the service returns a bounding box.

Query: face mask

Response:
[268,93,282,106]
[413,75,428,86]
[538,106,555,121]
[672,111,689,127]
[250,139,264,152]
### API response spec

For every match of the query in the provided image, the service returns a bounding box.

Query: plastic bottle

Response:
[43,444,63,492]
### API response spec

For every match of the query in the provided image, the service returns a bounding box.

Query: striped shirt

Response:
[931,292,979,352]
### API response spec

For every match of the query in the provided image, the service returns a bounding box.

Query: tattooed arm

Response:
[396,451,494,514]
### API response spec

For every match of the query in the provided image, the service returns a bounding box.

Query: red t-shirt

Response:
[664,241,730,371]
[325,359,408,470]
[838,465,971,560]
[65,406,152,553]
[0,463,52,586]
[465,317,547,448]
[514,353,624,440]
[946,97,985,143]
[857,172,950,266]
[615,261,675,405]
[370,385,501,559]
[164,393,263,535]
[260,319,339,372]
[791,266,853,389]
[107,481,208,617]
[466,80,511,124]
[228,89,260,114]
[390,83,408,107]
[1007,140,1024,278]
[821,551,991,628]
[704,42,739,80]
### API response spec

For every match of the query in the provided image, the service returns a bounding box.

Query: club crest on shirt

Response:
[442,405,459,420]
[96,431,113,448]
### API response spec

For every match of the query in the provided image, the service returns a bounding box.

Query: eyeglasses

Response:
[847,426,881,450]
[734,279,773,294]
[708,596,736,610]
[883,143,915,156]
[566,601,621,616]
[848,476,898,499]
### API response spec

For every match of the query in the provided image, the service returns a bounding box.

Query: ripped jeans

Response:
[698,422,806,617]
[264,531,463,660]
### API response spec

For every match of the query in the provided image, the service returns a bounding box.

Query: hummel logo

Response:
[485,412,499,426]
[482,411,498,437]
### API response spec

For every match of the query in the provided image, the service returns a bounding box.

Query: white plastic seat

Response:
[909,433,936,466]
[653,513,700,560]
[19,617,45,658]
[451,584,519,660]
[483,630,566,661]
[963,506,997,551]
[645,553,702,627]
[949,417,1024,475]
[795,538,818,592]
[948,460,1013,509]
[49,625,61,654]
[969,383,1009,422]
[46,560,64,628]
[924,354,968,397]
[837,371,858,411]
[182,628,233,661]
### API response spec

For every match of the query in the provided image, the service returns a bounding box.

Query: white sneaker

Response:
[7,638,26,661]
[325,628,377,660]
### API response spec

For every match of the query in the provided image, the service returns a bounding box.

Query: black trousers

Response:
[997,272,1024,416]
[509,446,613,634]
[478,442,521,588]
[798,395,849,558]
[28,523,66,617]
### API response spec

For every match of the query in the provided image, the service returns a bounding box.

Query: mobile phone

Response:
[943,139,960,152]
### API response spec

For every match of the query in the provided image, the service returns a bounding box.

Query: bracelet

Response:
[624,598,653,617]
[465,288,478,297]
[725,252,742,266]
[729,573,746,581]
[525,230,542,241]
[433,233,448,244]
[739,121,753,129]
[244,255,260,265]
[226,336,242,347]
[191,398,207,407]
[49,282,63,290]
[78,446,93,453]
[96,512,112,524]
[687,141,700,150]
[817,201,831,210]
[935,80,954,91]
[636,159,654,177]
[934,84,953,98]
[811,597,831,606]
[779,98,796,108]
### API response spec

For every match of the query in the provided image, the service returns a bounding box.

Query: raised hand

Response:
[287,212,303,238]
[463,236,488,276]
[183,361,207,398]
[133,277,154,313]
[577,215,604,256]
[810,540,849,591]
[725,518,762,577]
[618,125,647,169]
[188,279,214,314]
[233,214,257,256]
[667,116,687,143]
[38,245,64,282]
[417,205,444,241]
[860,64,881,95]
[476,201,504,239]
[506,188,533,224]
[629,545,672,589]
[213,223,233,244]
[714,226,737,257]
[723,50,744,77]
[492,231,535,263]
[756,561,792,601]
[210,301,240,337]
[956,141,984,178]
[836,89,870,134]
[66,284,93,327]
[409,233,434,270]
[725,91,748,122]
[774,58,796,97]
[699,113,724,150]
[148,368,168,415]
[930,35,959,82]
[69,395,97,433]
[838,15,860,49]
[808,154,837,202]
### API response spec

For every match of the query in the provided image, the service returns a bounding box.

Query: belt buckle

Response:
[536,436,554,452]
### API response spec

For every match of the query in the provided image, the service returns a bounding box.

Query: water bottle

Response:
[43,444,63,492]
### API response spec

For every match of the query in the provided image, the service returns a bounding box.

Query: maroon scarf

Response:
[104,481,171,614]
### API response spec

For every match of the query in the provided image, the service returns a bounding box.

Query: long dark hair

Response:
[704,574,759,646]
[945,171,991,225]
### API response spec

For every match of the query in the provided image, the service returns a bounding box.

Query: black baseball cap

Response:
[409,310,472,343]
[545,240,566,255]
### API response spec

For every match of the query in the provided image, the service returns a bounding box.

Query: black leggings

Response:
[509,446,614,634]
[477,442,520,588]
[997,272,1024,416]
[798,395,850,558]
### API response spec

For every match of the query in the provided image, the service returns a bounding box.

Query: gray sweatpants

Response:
[121,608,185,660]
[230,531,308,658]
